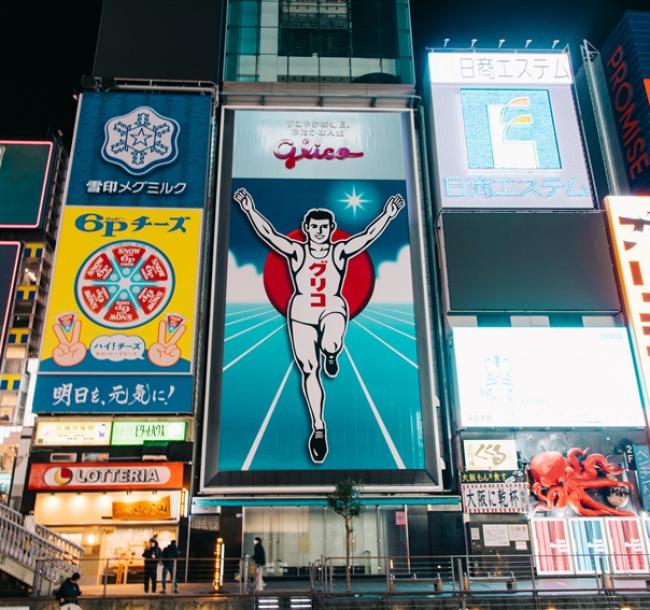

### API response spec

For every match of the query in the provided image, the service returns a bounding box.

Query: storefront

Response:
[191,497,463,574]
[29,461,187,584]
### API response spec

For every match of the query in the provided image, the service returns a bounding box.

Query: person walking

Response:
[252,536,266,592]
[161,540,179,593]
[56,572,82,609]
[142,539,160,594]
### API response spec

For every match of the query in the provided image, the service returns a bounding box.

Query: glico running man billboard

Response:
[33,206,202,413]
[202,109,439,490]
[425,51,593,209]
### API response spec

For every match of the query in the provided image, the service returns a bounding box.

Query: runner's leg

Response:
[320,312,346,378]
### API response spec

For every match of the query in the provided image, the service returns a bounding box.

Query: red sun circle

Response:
[263,229,375,318]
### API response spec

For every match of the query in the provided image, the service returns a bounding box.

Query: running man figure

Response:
[234,187,405,463]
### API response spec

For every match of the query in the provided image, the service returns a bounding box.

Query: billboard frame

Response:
[199,104,442,495]
[0,140,54,229]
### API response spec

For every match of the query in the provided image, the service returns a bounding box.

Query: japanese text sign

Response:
[66,91,211,208]
[33,206,202,414]
[606,196,650,408]
[461,482,528,513]
[463,439,518,470]
[426,51,593,209]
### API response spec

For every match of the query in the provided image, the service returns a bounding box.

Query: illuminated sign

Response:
[461,482,528,513]
[111,420,187,445]
[202,108,438,489]
[461,89,560,170]
[66,91,212,208]
[531,519,572,575]
[0,243,21,359]
[606,196,650,406]
[0,141,53,228]
[112,495,172,520]
[33,206,202,414]
[605,518,647,573]
[28,461,184,491]
[463,439,518,471]
[601,9,650,194]
[453,327,644,428]
[569,518,608,575]
[426,51,592,209]
[34,420,112,446]
[427,52,572,85]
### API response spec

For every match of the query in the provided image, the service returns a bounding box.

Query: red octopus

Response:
[529,448,634,517]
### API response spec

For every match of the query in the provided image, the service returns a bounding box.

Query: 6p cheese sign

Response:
[33,206,202,414]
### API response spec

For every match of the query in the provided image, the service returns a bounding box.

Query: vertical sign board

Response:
[604,518,648,573]
[601,13,650,194]
[606,196,650,412]
[0,243,22,358]
[632,444,650,510]
[568,518,609,575]
[0,141,53,228]
[426,51,593,209]
[203,109,435,485]
[531,519,573,575]
[33,91,212,414]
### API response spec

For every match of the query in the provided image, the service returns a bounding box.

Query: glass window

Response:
[227,26,259,54]
[228,0,260,27]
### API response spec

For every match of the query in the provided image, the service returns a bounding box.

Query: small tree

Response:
[326,479,362,592]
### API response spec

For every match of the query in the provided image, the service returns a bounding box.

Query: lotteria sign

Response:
[28,461,184,491]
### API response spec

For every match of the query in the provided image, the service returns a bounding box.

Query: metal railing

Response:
[0,503,83,594]
[16,551,650,598]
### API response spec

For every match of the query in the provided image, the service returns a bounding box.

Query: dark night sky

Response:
[0,0,648,147]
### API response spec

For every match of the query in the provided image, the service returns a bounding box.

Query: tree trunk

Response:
[345,516,352,592]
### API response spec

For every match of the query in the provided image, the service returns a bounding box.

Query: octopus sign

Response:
[529,448,634,517]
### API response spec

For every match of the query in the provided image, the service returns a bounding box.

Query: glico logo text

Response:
[273,138,364,169]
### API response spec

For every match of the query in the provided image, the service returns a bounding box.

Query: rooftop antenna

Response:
[498,38,506,49]
[443,38,450,48]
[470,38,478,49]
[552,39,560,49]
[525,39,533,49]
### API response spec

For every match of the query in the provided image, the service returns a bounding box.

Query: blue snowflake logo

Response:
[101,106,180,176]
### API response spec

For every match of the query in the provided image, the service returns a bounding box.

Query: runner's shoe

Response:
[324,353,339,378]
[308,428,328,463]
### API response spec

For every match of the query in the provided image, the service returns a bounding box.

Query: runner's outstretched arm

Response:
[234,188,297,256]
[341,194,405,257]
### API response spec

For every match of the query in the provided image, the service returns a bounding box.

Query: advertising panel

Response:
[633,444,650,510]
[463,439,518,471]
[203,109,436,487]
[601,13,650,194]
[531,519,572,575]
[607,196,650,408]
[34,420,112,446]
[66,91,212,208]
[453,327,644,428]
[111,420,187,445]
[0,243,21,357]
[568,518,609,575]
[426,51,593,209]
[605,518,647,573]
[0,141,53,228]
[461,482,528,513]
[28,461,184,491]
[33,206,202,414]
